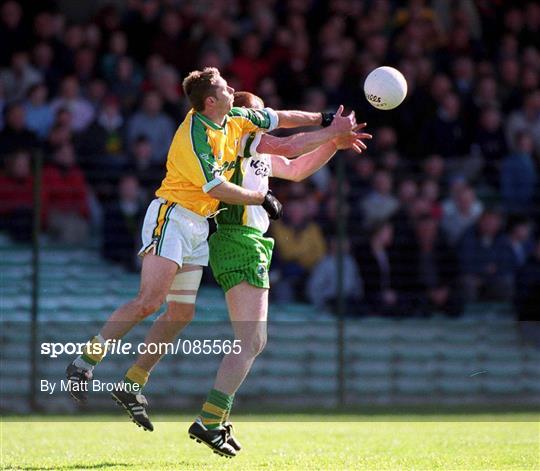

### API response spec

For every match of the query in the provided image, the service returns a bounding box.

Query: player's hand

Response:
[329,105,356,136]
[333,123,372,153]
[262,190,283,220]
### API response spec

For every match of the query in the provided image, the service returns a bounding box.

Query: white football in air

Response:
[364,66,407,110]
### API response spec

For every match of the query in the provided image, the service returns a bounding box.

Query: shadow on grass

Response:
[3,404,540,422]
[12,464,130,470]
[10,463,187,470]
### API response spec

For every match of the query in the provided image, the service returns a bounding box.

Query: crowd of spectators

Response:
[0,0,539,317]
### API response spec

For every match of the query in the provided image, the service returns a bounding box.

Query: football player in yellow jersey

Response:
[65,67,356,444]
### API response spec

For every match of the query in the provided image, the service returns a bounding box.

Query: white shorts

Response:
[138,198,209,267]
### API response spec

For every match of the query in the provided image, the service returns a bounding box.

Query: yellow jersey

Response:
[156,107,278,217]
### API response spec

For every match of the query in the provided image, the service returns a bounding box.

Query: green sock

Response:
[200,389,234,430]
[223,394,235,422]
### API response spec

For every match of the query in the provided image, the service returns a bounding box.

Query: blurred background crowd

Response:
[0,0,539,318]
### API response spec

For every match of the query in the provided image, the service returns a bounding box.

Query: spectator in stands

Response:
[0,0,537,321]
[354,221,401,316]
[505,90,540,155]
[392,194,432,250]
[126,135,164,193]
[32,12,69,73]
[142,53,166,90]
[498,216,534,285]
[46,119,72,152]
[32,42,61,95]
[110,56,142,112]
[396,177,418,210]
[428,74,453,118]
[23,83,53,139]
[320,61,350,108]
[126,90,174,163]
[458,209,507,303]
[102,174,145,271]
[471,106,508,188]
[0,103,39,159]
[73,47,97,89]
[74,96,126,201]
[452,56,475,100]
[424,93,469,159]
[151,9,187,74]
[229,33,270,92]
[317,190,348,239]
[520,63,539,97]
[0,50,41,102]
[302,88,328,113]
[441,181,483,245]
[0,149,34,241]
[87,77,107,113]
[306,237,364,314]
[271,195,327,302]
[372,126,398,157]
[123,0,161,63]
[347,154,375,207]
[77,95,126,170]
[515,238,540,322]
[499,57,521,112]
[359,169,399,228]
[413,215,462,316]
[62,24,84,68]
[382,147,403,170]
[422,154,445,185]
[50,76,94,131]
[199,21,235,72]
[43,143,90,243]
[523,3,540,47]
[0,1,28,66]
[154,65,185,123]
[420,179,443,219]
[101,31,128,82]
[500,131,538,214]
[471,76,499,118]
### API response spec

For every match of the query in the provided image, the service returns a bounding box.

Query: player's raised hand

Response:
[329,105,356,136]
[333,123,372,154]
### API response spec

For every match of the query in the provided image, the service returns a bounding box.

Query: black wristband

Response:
[262,190,283,220]
[321,112,335,127]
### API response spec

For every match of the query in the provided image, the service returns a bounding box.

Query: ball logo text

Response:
[366,93,382,103]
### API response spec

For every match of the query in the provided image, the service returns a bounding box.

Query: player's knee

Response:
[163,303,195,323]
[245,330,267,358]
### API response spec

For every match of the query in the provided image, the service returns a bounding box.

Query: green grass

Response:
[1,414,539,470]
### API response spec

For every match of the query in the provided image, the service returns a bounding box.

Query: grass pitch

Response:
[1,413,538,470]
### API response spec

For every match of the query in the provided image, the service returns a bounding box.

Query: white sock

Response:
[73,356,95,371]
[72,334,106,371]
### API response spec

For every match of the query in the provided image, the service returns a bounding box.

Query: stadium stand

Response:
[1,239,539,411]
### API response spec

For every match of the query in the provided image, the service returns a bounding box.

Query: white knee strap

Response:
[166,266,203,304]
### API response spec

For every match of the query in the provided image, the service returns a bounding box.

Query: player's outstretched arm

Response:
[274,110,333,128]
[256,105,356,158]
[271,124,372,182]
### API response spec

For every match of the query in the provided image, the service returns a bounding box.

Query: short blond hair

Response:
[182,67,221,111]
